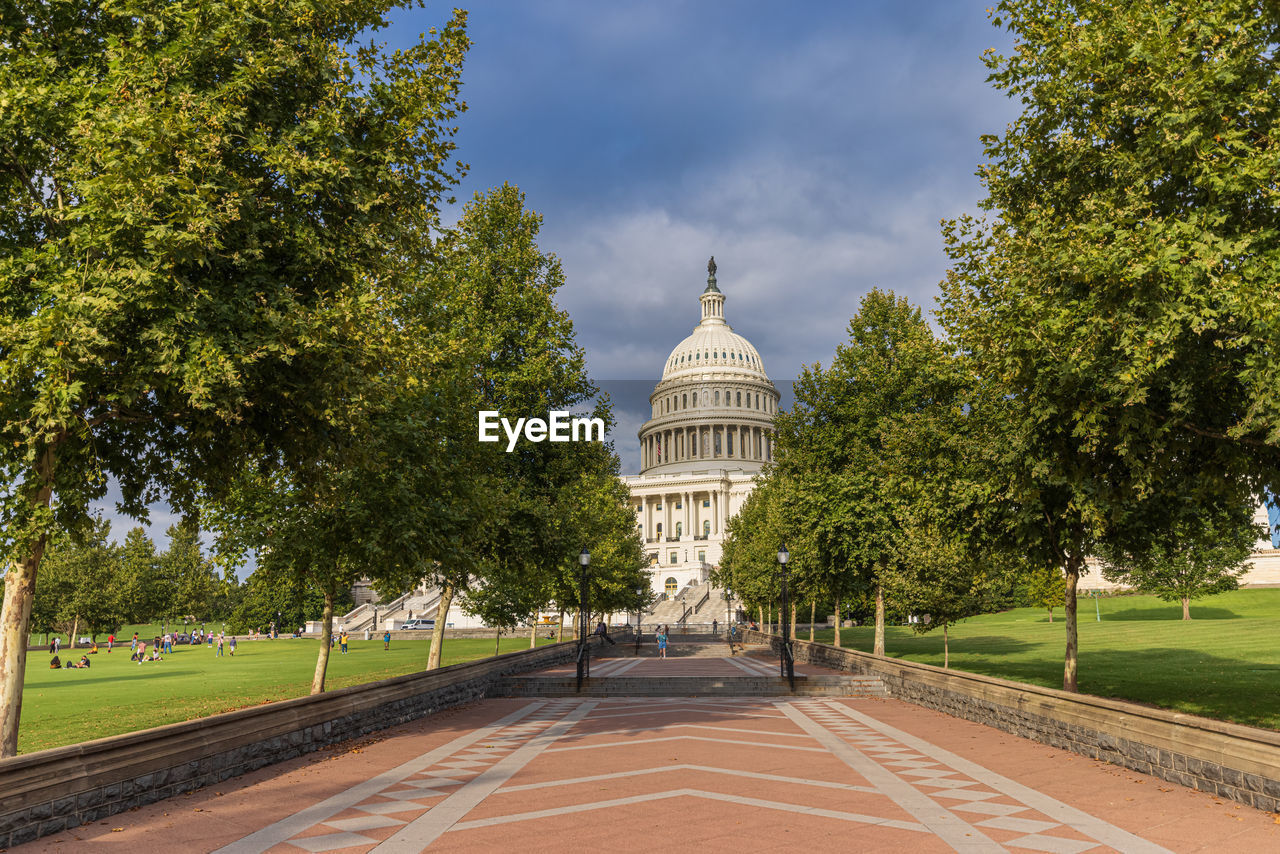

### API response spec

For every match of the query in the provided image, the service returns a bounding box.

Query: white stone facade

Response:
[622,260,778,603]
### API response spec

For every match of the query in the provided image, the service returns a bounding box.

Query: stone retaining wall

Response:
[0,639,596,848]
[744,630,1280,814]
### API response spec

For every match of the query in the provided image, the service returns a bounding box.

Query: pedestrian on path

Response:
[712,619,718,635]
[593,621,615,645]
[657,627,669,659]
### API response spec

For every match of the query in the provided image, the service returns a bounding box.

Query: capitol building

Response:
[623,259,779,608]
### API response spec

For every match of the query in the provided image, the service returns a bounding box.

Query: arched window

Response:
[714,391,720,405]
[656,523,663,535]
[682,393,687,408]
[703,520,711,536]
[736,391,742,406]
[675,522,682,536]
[665,577,678,597]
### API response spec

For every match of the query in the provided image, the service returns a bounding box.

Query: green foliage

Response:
[0,0,471,749]
[937,0,1280,689]
[228,566,349,636]
[1097,503,1258,617]
[116,528,165,625]
[32,518,124,638]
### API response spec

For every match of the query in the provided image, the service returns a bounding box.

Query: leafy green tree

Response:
[0,1,469,753]
[773,290,947,656]
[1023,566,1067,623]
[411,184,601,670]
[161,523,222,624]
[1098,503,1258,620]
[116,528,165,625]
[32,518,124,645]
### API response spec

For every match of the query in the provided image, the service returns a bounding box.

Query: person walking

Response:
[339,631,349,654]
[712,619,718,635]
[107,633,114,653]
[657,626,669,659]
[593,621,615,645]
[229,636,237,656]
[216,634,224,658]
[383,629,391,651]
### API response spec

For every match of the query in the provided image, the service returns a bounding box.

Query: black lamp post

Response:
[577,547,591,690]
[777,543,794,688]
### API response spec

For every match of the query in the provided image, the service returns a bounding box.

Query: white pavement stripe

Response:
[588,657,631,676]
[822,702,1175,854]
[604,657,647,676]
[371,700,597,852]
[546,734,829,753]
[777,701,1005,853]
[577,723,813,740]
[733,656,780,675]
[496,763,878,795]
[211,701,548,854]
[448,788,931,834]
[725,656,764,675]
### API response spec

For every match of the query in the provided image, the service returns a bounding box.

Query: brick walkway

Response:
[17,657,1279,853]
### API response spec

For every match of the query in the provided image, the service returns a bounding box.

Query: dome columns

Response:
[639,422,774,473]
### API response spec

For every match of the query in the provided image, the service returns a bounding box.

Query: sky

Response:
[93,0,1024,545]
[391,0,1022,474]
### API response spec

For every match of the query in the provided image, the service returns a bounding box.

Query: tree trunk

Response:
[1063,557,1080,692]
[1047,607,1053,623]
[69,615,78,649]
[758,604,764,632]
[943,623,949,669]
[1181,597,1191,620]
[529,616,538,648]
[833,597,841,648]
[0,440,58,757]
[809,599,816,642]
[427,582,455,671]
[873,585,885,657]
[310,587,335,695]
[557,610,564,642]
[494,627,501,657]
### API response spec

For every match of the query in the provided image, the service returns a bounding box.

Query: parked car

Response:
[401,619,435,631]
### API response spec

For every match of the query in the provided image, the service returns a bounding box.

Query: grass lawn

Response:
[19,634,556,755]
[807,588,1280,731]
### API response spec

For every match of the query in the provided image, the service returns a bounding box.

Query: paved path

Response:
[19,660,1279,853]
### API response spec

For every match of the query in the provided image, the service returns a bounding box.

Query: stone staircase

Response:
[493,673,889,698]
[493,639,890,698]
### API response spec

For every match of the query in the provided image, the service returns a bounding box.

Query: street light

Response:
[777,543,794,688]
[577,547,591,690]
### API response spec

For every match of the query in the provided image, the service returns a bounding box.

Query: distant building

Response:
[621,260,779,603]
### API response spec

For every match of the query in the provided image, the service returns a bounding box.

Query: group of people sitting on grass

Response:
[49,655,91,670]
[129,641,163,663]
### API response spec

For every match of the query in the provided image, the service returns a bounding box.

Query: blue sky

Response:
[95,1,1022,544]
[392,0,1021,473]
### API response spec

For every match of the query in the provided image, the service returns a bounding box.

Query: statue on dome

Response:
[708,256,717,277]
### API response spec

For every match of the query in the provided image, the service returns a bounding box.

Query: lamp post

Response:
[777,543,794,689]
[577,547,591,690]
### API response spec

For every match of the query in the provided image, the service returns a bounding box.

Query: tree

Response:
[161,523,217,623]
[773,290,948,657]
[940,0,1280,692]
[412,184,601,671]
[1023,566,1067,623]
[32,517,124,644]
[116,528,166,625]
[1098,502,1258,620]
[0,2,469,754]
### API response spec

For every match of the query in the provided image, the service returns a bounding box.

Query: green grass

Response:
[20,635,555,755]
[807,588,1280,731]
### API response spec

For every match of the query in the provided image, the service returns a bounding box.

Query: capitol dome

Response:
[638,258,779,475]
